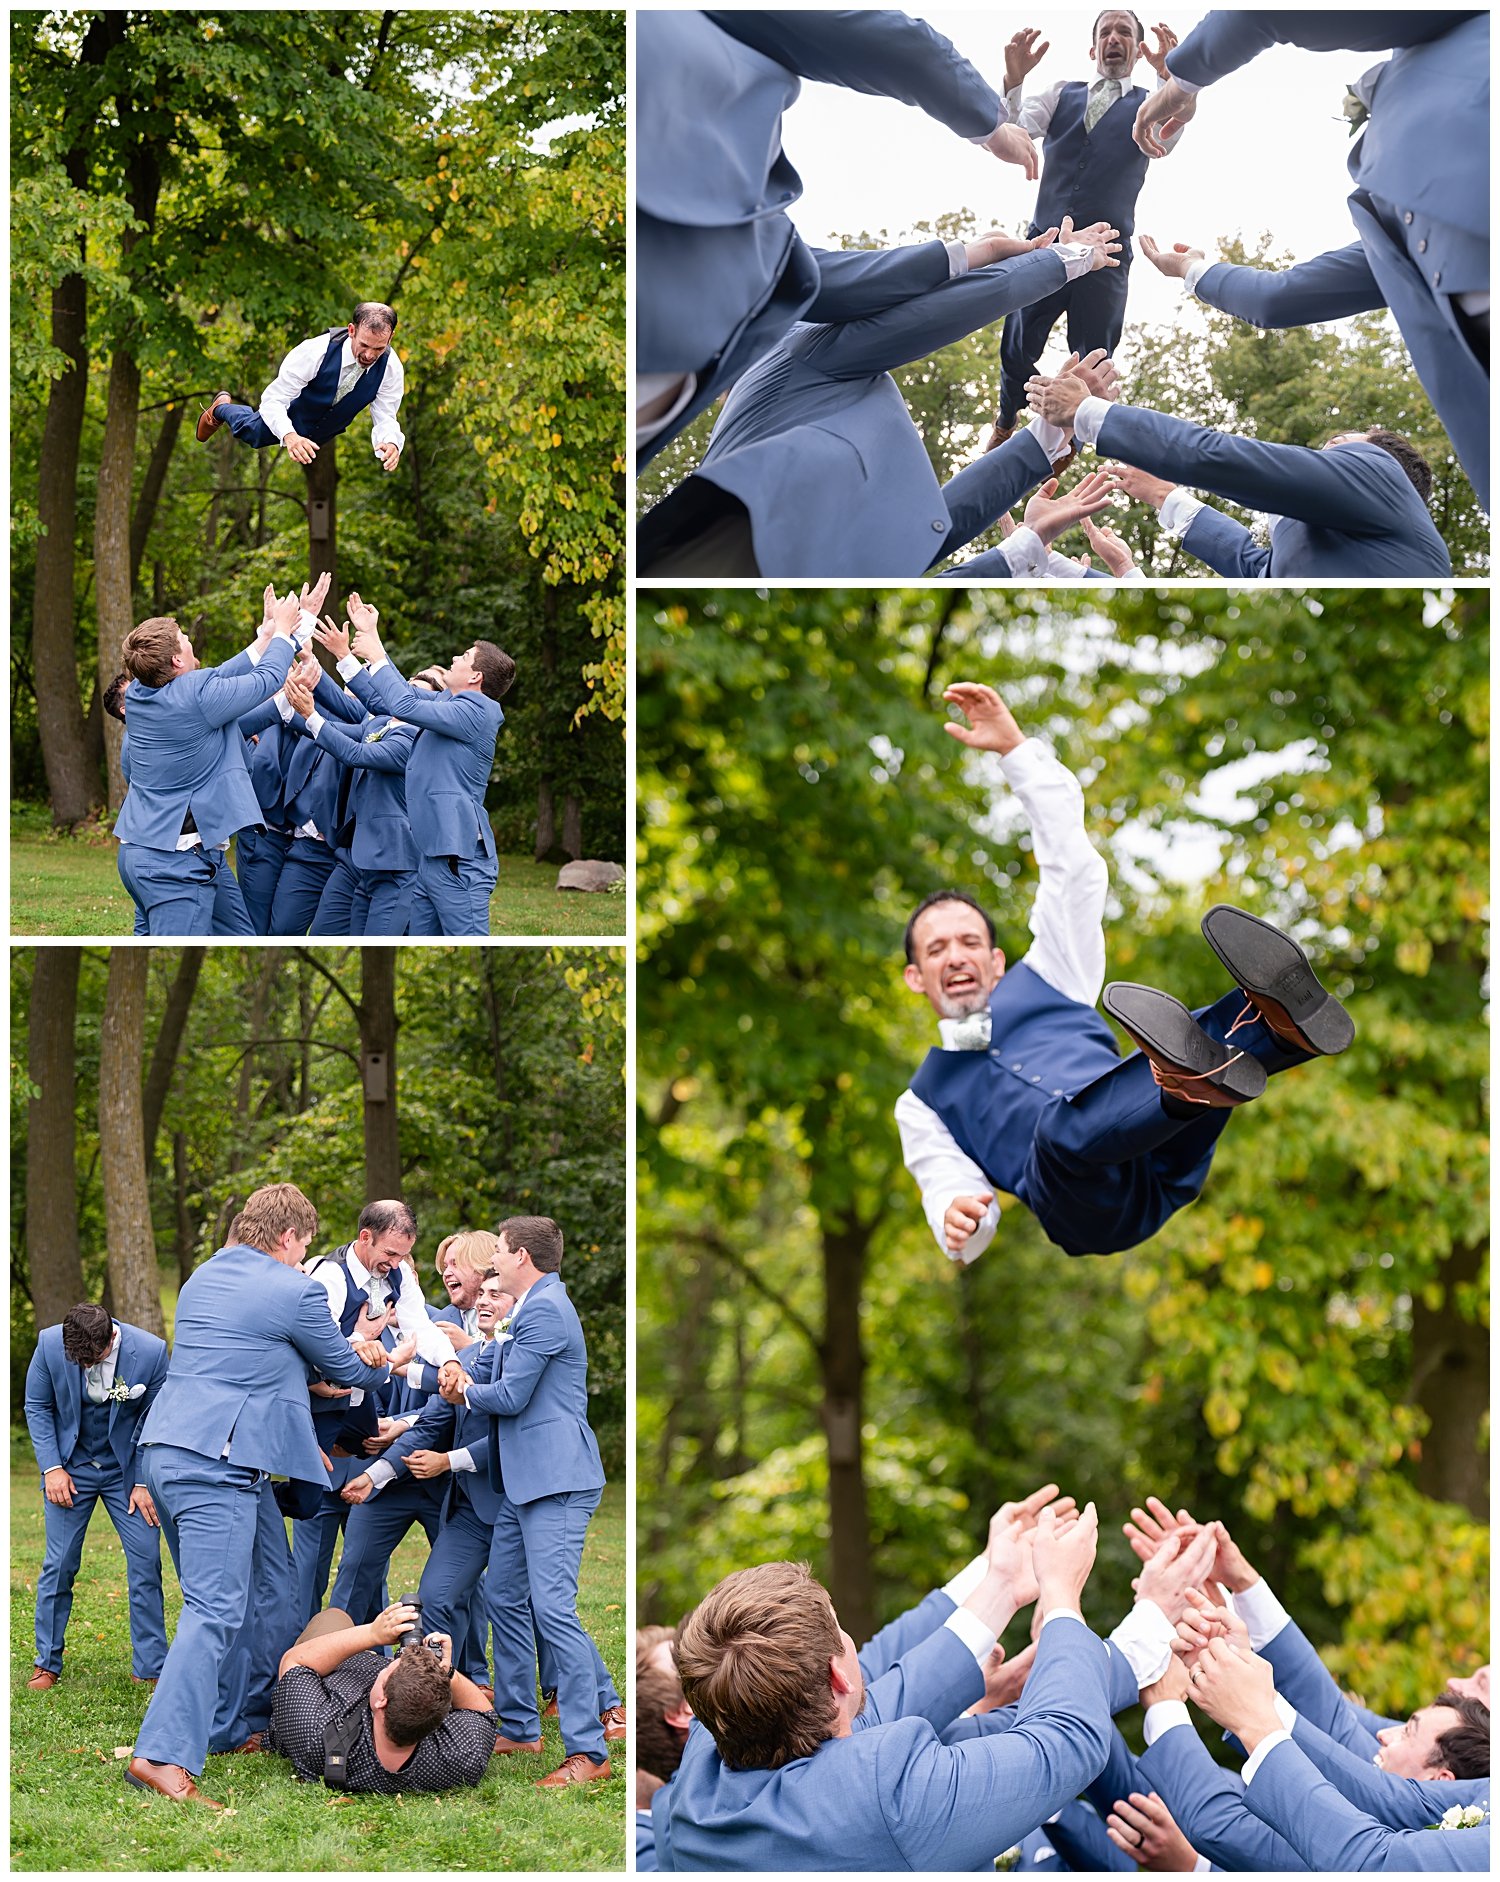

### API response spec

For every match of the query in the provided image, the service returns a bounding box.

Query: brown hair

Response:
[675,1562,842,1770]
[1430,1691,1491,1779]
[61,1303,114,1367]
[497,1214,563,1274]
[636,1625,690,1781]
[434,1230,499,1285]
[383,1645,452,1745]
[121,618,183,687]
[472,640,517,702]
[233,1182,319,1253]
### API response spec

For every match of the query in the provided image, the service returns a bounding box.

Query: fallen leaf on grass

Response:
[112,1747,133,1760]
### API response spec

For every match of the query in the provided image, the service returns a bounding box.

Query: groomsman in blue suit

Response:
[1134,12,1489,510]
[196,303,406,473]
[1029,368,1453,576]
[114,591,301,934]
[639,222,1123,579]
[455,1215,614,1788]
[24,1303,169,1691]
[898,683,1353,1264]
[127,1183,404,1808]
[989,12,1183,447]
[313,599,514,936]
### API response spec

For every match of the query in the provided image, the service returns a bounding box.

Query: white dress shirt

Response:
[895,736,1109,1263]
[1004,72,1186,153]
[259,332,405,457]
[82,1325,123,1404]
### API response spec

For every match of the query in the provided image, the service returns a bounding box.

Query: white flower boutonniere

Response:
[107,1380,146,1403]
[1341,86,1369,137]
[1434,1803,1488,1831]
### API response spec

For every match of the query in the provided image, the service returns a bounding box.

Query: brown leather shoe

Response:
[600,1704,627,1741]
[231,1733,264,1753]
[1200,904,1355,1058]
[536,1752,612,1788]
[124,1757,223,1808]
[494,1735,545,1754]
[195,391,230,442]
[542,1690,559,1718]
[27,1668,58,1691]
[131,1675,158,1686]
[1102,983,1267,1108]
[983,419,1016,455]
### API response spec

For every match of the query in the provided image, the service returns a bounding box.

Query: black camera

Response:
[396,1594,442,1657]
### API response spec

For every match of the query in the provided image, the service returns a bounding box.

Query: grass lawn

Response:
[10,1433,627,1871]
[9,806,626,939]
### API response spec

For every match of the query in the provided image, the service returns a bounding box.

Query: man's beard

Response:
[935,985,991,1020]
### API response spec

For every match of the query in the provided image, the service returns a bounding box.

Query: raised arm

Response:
[1194,243,1387,327]
[1292,1716,1490,1829]
[463,1303,566,1418]
[1247,1736,1488,1871]
[196,633,296,728]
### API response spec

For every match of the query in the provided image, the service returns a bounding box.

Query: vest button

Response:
[1417,238,1427,253]
[1433,270,1442,285]
[1404,211,1414,224]
[932,519,946,531]
[1052,1089,1063,1097]
[990,1049,1002,1059]
[1031,1074,1042,1083]
[1012,1062,1023,1071]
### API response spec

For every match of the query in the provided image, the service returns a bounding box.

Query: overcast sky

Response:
[787,9,1386,374]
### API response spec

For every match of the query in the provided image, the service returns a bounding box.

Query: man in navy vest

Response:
[988,12,1182,449]
[1029,368,1453,577]
[898,682,1354,1264]
[1133,13,1488,509]
[313,598,515,936]
[24,1303,169,1692]
[196,302,405,472]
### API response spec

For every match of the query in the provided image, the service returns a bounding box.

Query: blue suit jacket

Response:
[642,243,1067,576]
[382,1379,504,1524]
[1169,12,1489,508]
[314,712,420,873]
[114,639,296,849]
[24,1321,169,1484]
[636,8,1003,464]
[1247,1735,1491,1871]
[349,664,503,862]
[1261,1619,1395,1755]
[1292,1716,1490,1824]
[1094,405,1453,576]
[464,1274,605,1506]
[655,1616,1113,1871]
[138,1244,389,1483]
[1138,1722,1302,1870]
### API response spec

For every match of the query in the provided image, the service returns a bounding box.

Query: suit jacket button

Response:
[932,518,946,531]
[1417,238,1427,253]
[1433,270,1442,285]
[1403,211,1414,224]
[1031,1074,1042,1083]
[1012,1062,1023,1071]
[1052,1089,1063,1096]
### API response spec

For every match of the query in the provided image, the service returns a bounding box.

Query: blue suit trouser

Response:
[291,1490,351,1627]
[416,1493,495,1664]
[234,827,292,935]
[489,1486,606,1760]
[135,1446,271,1773]
[1022,988,1313,1256]
[308,857,361,936]
[357,869,418,936]
[208,1481,297,1751]
[409,852,497,936]
[117,845,254,937]
[267,836,337,936]
[332,1481,489,1682]
[998,260,1132,426]
[217,401,283,449]
[34,1459,167,1678]
[535,1608,620,1710]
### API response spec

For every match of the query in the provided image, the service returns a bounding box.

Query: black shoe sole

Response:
[1200,905,1354,1056]
[1103,982,1267,1102]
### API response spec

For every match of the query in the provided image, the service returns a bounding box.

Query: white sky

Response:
[787,9,1387,375]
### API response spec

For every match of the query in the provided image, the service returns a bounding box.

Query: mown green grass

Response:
[10,1433,627,1871]
[9,806,626,939]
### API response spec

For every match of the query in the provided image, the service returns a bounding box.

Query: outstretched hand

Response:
[1004,26,1049,92]
[312,615,353,662]
[1022,469,1122,546]
[346,592,384,664]
[941,682,1025,755]
[1139,234,1204,280]
[1058,216,1122,272]
[1133,76,1197,157]
[980,120,1040,180]
[1109,461,1177,512]
[283,431,319,465]
[965,226,1058,270]
[299,570,331,618]
[1081,515,1136,577]
[1140,21,1179,80]
[1106,1790,1200,1871]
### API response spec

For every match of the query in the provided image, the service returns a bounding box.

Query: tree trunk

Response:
[1412,1239,1489,1517]
[130,402,186,588]
[27,949,86,1326]
[173,1131,195,1288]
[95,346,142,811]
[360,948,401,1198]
[562,794,582,859]
[820,1214,876,1644]
[98,950,166,1336]
[305,435,338,591]
[142,947,205,1156]
[33,203,100,827]
[535,781,558,862]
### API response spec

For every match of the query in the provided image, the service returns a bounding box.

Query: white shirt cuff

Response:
[1171,72,1201,95]
[274,693,294,722]
[1039,1607,1086,1629]
[365,1460,396,1490]
[1108,1599,1175,1688]
[1274,1693,1297,1733]
[943,1554,990,1606]
[336,653,363,681]
[1193,1858,1211,1873]
[944,239,969,278]
[295,609,318,647]
[305,709,326,739]
[1241,1729,1293,1787]
[944,1606,998,1665]
[1142,1698,1193,1746]
[1029,415,1072,464]
[1070,396,1113,448]
[1003,524,1049,576]
[1183,256,1213,297]
[246,638,266,666]
[1227,1578,1291,1651]
[447,1448,476,1475]
[1055,241,1094,282]
[366,655,390,675]
[1158,487,1203,538]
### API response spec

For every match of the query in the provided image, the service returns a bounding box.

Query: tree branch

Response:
[691,1229,821,1357]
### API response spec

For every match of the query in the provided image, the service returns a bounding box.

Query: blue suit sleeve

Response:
[289,1286,391,1391]
[1291,1717,1489,1828]
[936,429,1054,562]
[795,247,1068,382]
[24,1347,64,1474]
[1247,1736,1489,1871]
[1096,406,1396,535]
[807,243,954,323]
[1166,11,1477,87]
[1048,1797,1138,1872]
[858,1618,986,1731]
[933,548,1015,578]
[383,1396,460,1474]
[705,10,1002,139]
[1083,1720,1150,1822]
[1137,1724,1305,1871]
[195,637,296,728]
[1197,245,1386,327]
[312,669,367,725]
[312,715,415,774]
[1262,1622,1387,1755]
[1181,504,1274,577]
[128,1341,171,1475]
[858,1589,957,1684]
[238,699,283,738]
[463,1306,565,1418]
[354,662,491,740]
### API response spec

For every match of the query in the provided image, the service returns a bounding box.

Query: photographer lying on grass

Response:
[270,1600,496,1792]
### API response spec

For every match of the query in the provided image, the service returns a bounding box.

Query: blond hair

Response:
[434,1229,499,1285]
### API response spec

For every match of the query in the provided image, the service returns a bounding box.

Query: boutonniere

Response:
[1432,1804,1488,1831]
[365,724,390,743]
[1341,87,1369,137]
[496,1316,514,1337]
[107,1380,146,1403]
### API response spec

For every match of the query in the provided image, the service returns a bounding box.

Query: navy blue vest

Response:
[283,735,343,840]
[908,962,1122,1199]
[309,1246,406,1336]
[287,329,390,445]
[71,1392,116,1469]
[1032,81,1151,259]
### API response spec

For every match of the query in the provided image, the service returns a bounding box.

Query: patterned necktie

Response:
[84,1363,107,1405]
[1084,78,1121,133]
[335,358,364,402]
